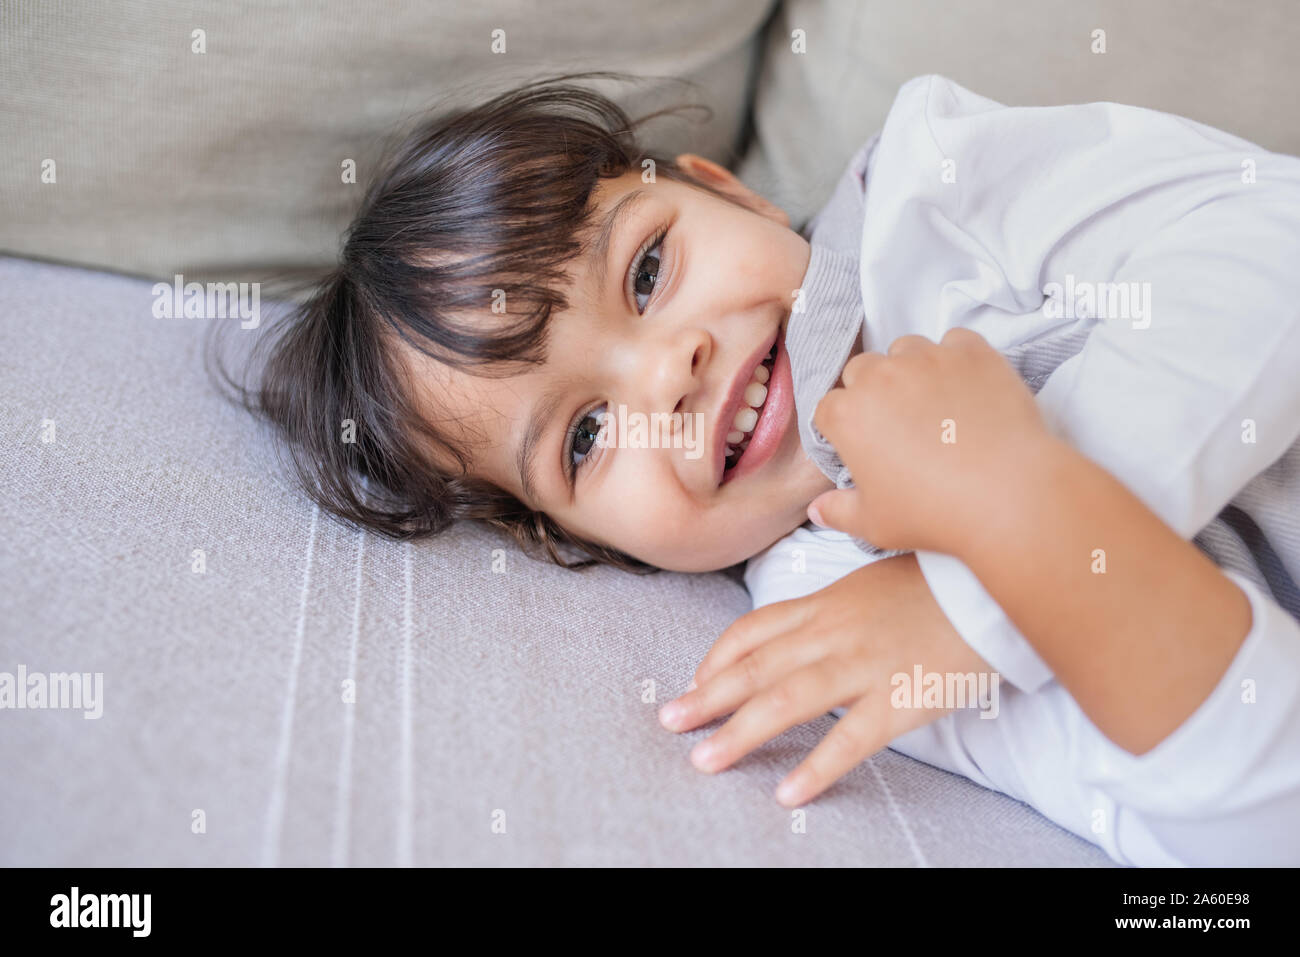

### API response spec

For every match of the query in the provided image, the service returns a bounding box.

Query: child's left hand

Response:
[809,327,1061,556]
[658,553,994,806]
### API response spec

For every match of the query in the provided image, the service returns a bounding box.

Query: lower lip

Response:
[722,331,793,484]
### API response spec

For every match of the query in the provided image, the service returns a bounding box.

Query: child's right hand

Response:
[808,328,1060,556]
[658,552,995,806]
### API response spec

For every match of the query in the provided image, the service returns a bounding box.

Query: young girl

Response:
[234,71,1300,866]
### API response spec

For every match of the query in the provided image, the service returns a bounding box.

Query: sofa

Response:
[4,0,1295,866]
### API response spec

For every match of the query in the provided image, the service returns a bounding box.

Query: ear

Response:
[674,152,790,228]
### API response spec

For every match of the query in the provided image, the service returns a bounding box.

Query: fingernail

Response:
[659,700,685,729]
[775,771,806,805]
[686,679,697,692]
[807,502,825,527]
[691,739,720,770]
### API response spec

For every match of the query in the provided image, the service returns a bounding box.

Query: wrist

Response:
[892,552,994,675]
[954,434,1082,566]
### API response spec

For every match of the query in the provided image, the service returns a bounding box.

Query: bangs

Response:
[344,74,704,377]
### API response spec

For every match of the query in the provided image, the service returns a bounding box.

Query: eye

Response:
[567,403,608,478]
[627,226,667,314]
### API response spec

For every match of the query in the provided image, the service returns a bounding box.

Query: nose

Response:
[646,328,711,416]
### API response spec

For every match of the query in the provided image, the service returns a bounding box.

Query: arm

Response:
[957,435,1252,754]
[808,325,1281,762]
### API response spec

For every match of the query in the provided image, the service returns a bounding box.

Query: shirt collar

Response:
[786,239,865,490]
[782,157,907,559]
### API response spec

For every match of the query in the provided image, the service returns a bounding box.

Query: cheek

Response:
[639,503,769,570]
[583,456,806,569]
[595,479,705,560]
[729,240,772,288]
[620,485,695,548]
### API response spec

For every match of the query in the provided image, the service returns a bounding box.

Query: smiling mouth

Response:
[722,340,778,473]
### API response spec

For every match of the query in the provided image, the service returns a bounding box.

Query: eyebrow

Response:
[589,187,651,294]
[514,187,650,504]
[516,382,569,506]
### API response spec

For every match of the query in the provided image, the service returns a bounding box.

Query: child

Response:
[238,72,1300,866]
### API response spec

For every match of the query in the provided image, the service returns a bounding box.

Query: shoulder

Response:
[881,72,1269,167]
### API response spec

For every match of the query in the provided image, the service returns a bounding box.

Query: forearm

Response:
[876,552,999,734]
[886,552,994,678]
[957,438,1253,754]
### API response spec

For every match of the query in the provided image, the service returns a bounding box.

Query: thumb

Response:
[807,489,857,531]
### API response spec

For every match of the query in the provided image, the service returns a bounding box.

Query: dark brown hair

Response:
[211,71,737,572]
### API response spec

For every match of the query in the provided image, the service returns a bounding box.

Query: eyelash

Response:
[563,222,671,483]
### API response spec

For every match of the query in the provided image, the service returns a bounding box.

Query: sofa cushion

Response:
[740,0,1300,228]
[0,0,773,283]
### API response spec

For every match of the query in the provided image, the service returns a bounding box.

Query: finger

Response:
[811,385,857,443]
[774,694,892,806]
[837,349,885,389]
[939,326,986,350]
[661,624,832,733]
[806,488,858,532]
[688,658,860,774]
[885,333,933,357]
[691,596,812,689]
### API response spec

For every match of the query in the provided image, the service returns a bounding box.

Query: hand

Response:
[658,553,995,806]
[809,327,1061,555]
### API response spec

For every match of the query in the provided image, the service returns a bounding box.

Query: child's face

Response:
[402,155,838,572]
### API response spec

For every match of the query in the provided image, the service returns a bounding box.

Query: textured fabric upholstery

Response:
[0,256,1110,865]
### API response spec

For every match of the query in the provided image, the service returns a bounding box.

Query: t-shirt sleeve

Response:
[1077,569,1300,846]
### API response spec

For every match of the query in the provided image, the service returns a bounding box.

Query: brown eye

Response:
[629,230,666,314]
[633,254,659,296]
[569,406,607,472]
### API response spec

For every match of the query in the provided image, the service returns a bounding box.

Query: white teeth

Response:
[733,406,758,433]
[724,353,775,470]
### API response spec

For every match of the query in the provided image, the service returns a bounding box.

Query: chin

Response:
[635,513,807,574]
[654,553,739,575]
[642,541,747,575]
[684,531,795,574]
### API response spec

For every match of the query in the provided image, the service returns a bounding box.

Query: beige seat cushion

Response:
[740,0,1300,227]
[0,0,773,282]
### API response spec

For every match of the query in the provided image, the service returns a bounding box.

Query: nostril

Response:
[674,397,684,416]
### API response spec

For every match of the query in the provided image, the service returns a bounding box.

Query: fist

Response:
[809,327,1060,554]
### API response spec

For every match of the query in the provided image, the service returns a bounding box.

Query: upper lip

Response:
[713,328,778,486]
